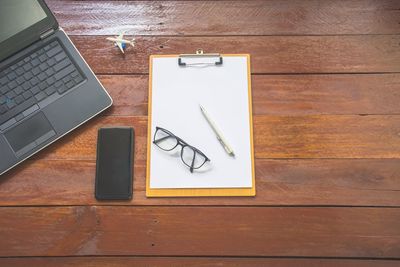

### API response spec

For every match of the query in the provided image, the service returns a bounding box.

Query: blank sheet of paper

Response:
[149,55,253,188]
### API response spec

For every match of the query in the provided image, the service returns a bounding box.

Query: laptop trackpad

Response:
[5,112,56,157]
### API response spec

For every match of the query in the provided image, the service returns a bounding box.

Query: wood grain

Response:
[99,74,400,116]
[255,115,400,158]
[0,206,399,257]
[1,159,400,206]
[251,74,400,115]
[2,257,399,267]
[69,35,400,74]
[45,0,400,35]
[1,1,399,263]
[23,115,400,161]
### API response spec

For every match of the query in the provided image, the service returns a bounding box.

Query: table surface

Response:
[1,0,400,266]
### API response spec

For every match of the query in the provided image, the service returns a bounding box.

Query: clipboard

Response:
[146,51,255,197]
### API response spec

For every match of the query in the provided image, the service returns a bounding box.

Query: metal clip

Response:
[178,49,223,66]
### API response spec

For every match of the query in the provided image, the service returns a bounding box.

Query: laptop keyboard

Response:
[0,40,85,130]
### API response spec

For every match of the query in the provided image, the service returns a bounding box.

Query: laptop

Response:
[0,0,113,175]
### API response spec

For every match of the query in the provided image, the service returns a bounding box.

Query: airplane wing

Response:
[116,41,125,53]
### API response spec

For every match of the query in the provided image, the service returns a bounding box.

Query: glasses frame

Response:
[153,126,210,173]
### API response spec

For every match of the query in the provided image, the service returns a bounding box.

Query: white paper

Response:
[149,56,253,188]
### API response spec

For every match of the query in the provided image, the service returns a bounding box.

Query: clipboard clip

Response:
[178,49,223,66]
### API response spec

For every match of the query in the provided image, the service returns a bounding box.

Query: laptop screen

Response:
[0,0,47,43]
[0,0,57,62]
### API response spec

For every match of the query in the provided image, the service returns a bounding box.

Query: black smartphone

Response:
[95,127,134,200]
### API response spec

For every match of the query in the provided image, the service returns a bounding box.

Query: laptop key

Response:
[53,58,71,72]
[0,76,8,85]
[0,85,9,94]
[35,92,46,102]
[16,68,24,76]
[37,47,45,55]
[55,52,67,62]
[30,86,40,95]
[45,86,56,96]
[15,113,24,122]
[6,91,16,99]
[22,104,39,117]
[31,58,40,67]
[46,76,55,86]
[22,91,33,100]
[65,80,75,89]
[38,81,47,91]
[23,63,32,72]
[15,95,24,104]
[54,65,74,81]
[0,96,6,105]
[0,98,37,125]
[24,72,33,80]
[39,62,48,71]
[45,68,55,76]
[46,45,62,57]
[8,80,17,89]
[43,44,51,51]
[54,81,62,88]
[13,86,24,95]
[32,66,41,76]
[48,58,56,66]
[38,72,47,81]
[16,76,25,85]
[0,105,7,114]
[38,54,47,62]
[7,72,17,81]
[0,118,17,131]
[74,76,84,84]
[71,71,79,78]
[6,100,16,109]
[63,75,71,83]
[22,81,30,91]
[57,84,68,94]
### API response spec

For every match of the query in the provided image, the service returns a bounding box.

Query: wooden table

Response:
[1,1,400,266]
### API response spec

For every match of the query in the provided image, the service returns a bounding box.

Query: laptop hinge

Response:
[40,28,55,40]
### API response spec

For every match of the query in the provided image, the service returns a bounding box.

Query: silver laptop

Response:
[0,0,113,175]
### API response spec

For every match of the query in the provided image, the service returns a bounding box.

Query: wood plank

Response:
[46,0,400,35]
[25,115,400,161]
[256,115,400,158]
[251,74,400,115]
[69,35,400,74]
[2,257,399,267]
[0,206,399,257]
[1,159,400,206]
[99,74,400,116]
[99,75,148,116]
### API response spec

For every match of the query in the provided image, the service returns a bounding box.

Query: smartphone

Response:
[95,127,134,200]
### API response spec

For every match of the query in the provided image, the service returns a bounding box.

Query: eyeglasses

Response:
[153,126,210,173]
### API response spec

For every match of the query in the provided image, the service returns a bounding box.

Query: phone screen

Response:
[95,127,134,200]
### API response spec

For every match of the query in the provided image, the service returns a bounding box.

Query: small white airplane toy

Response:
[106,33,135,54]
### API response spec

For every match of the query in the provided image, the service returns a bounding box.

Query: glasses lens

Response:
[154,129,178,150]
[181,146,207,169]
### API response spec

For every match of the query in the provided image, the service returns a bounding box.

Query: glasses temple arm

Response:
[153,135,171,144]
[190,151,196,173]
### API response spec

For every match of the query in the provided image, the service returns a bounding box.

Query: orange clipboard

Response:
[146,53,255,197]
